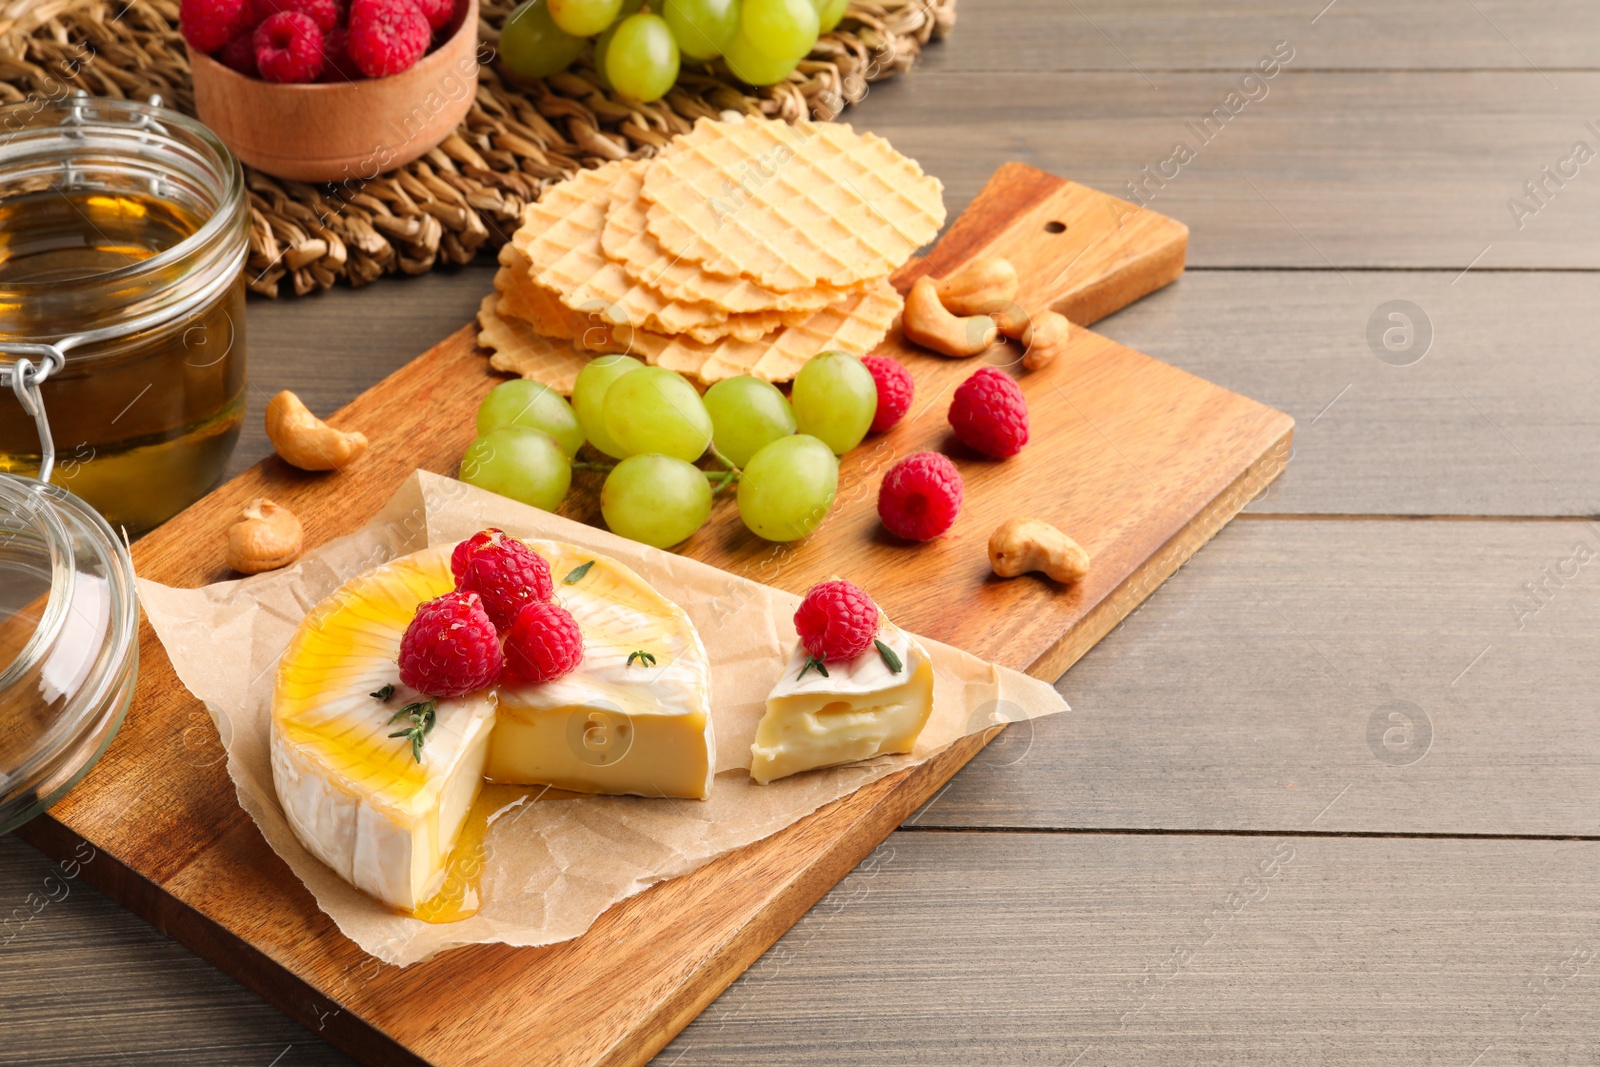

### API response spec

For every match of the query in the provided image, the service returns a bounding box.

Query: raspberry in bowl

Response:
[186,0,480,182]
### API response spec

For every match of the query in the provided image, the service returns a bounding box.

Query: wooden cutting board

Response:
[18,163,1293,1067]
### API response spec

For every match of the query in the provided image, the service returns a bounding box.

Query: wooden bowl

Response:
[190,0,480,183]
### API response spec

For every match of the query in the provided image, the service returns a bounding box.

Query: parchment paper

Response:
[138,471,1068,965]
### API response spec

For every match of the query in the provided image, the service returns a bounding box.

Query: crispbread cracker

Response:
[495,246,581,340]
[625,278,904,384]
[497,246,635,353]
[475,292,589,395]
[511,159,758,340]
[640,117,945,291]
[601,165,853,315]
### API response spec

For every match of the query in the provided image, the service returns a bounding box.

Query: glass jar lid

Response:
[0,473,138,833]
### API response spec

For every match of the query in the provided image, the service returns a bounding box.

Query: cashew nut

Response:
[932,256,1020,316]
[225,498,304,574]
[266,390,369,471]
[902,276,998,358]
[1019,310,1071,371]
[989,518,1090,584]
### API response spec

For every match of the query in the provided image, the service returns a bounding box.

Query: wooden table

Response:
[7,2,1600,1063]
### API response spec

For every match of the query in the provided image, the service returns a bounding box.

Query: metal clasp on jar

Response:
[0,342,63,482]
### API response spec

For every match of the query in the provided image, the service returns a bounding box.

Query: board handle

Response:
[895,162,1189,327]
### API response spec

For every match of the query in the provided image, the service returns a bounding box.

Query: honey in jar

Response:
[0,94,249,533]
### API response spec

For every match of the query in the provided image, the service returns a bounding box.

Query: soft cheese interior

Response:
[750,619,935,785]
[489,541,714,799]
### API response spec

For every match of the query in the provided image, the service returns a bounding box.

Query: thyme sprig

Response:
[627,650,658,668]
[797,655,829,681]
[387,700,437,764]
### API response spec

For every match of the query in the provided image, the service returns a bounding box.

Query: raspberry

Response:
[502,601,584,684]
[397,590,503,698]
[181,0,253,52]
[451,529,554,632]
[413,0,454,33]
[862,355,913,434]
[318,27,364,82]
[218,31,259,74]
[347,0,430,78]
[794,579,879,663]
[254,11,325,82]
[948,366,1029,458]
[450,528,498,583]
[877,451,963,541]
[253,0,340,30]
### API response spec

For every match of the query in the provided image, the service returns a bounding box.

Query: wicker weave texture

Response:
[0,0,953,297]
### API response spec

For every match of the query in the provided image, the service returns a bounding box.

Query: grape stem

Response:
[707,445,743,494]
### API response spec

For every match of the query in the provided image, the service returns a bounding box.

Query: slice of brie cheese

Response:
[488,540,715,799]
[750,619,935,785]
[271,544,493,911]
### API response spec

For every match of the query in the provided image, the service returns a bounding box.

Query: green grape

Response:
[459,427,572,512]
[601,454,714,548]
[604,13,681,103]
[741,0,817,60]
[602,366,713,462]
[721,28,800,85]
[789,350,877,455]
[703,375,796,467]
[499,0,588,79]
[813,0,846,33]
[593,0,646,87]
[476,379,585,459]
[548,0,621,36]
[737,434,838,542]
[572,354,643,458]
[663,0,739,60]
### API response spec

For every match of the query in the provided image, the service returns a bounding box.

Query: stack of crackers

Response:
[476,115,947,394]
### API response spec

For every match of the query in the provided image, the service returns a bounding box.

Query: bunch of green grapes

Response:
[461,350,880,551]
[498,0,847,101]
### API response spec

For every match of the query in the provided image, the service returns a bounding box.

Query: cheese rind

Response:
[750,620,935,784]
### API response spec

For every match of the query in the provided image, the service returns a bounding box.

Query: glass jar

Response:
[0,474,138,835]
[0,93,249,534]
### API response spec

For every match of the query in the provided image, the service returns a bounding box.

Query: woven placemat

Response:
[0,0,953,297]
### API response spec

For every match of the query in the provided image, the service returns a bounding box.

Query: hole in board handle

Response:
[1044,221,1067,234]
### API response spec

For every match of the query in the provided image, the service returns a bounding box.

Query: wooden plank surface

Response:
[1096,270,1600,517]
[867,72,1600,267]
[661,831,1600,1066]
[925,0,1600,72]
[8,0,1600,1062]
[916,518,1600,836]
[9,167,1297,1067]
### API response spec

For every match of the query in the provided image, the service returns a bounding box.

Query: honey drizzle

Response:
[407,783,541,924]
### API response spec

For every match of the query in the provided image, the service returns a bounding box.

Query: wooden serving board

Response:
[18,164,1293,1067]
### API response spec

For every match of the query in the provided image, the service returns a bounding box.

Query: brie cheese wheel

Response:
[270,538,713,914]
[750,619,935,784]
